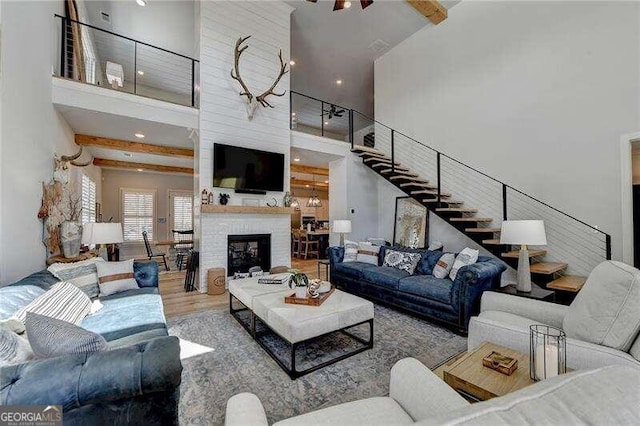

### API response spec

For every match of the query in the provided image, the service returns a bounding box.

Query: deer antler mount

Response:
[230,35,289,120]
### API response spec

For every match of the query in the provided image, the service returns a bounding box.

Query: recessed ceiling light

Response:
[137,168,144,172]
[336,79,343,85]
[293,157,300,162]
[291,112,296,116]
[123,153,132,158]
[136,0,146,6]
[324,180,329,183]
[344,1,352,8]
[305,184,310,188]
[289,60,296,66]
[137,70,144,76]
[324,121,329,125]
[134,133,145,138]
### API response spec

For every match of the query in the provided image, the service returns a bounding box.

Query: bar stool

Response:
[299,231,319,259]
[291,229,301,258]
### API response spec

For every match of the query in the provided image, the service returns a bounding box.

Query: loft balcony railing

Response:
[290,91,611,277]
[55,14,199,108]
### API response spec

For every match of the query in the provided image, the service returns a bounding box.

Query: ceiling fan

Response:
[322,104,346,119]
[306,0,373,12]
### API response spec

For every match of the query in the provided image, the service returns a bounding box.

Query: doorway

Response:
[620,133,640,266]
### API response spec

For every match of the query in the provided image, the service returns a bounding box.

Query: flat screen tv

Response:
[213,143,285,193]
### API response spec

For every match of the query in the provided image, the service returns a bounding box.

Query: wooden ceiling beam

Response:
[407,0,447,25]
[76,134,194,158]
[290,164,329,176]
[290,178,329,188]
[93,158,193,175]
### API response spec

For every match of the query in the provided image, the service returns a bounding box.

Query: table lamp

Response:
[82,223,124,261]
[500,220,547,292]
[332,220,352,246]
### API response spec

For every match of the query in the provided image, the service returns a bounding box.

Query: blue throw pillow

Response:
[25,312,107,358]
[417,250,445,275]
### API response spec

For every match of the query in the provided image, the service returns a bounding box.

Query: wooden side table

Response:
[46,251,98,266]
[443,342,534,401]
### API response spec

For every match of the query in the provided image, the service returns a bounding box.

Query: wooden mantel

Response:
[201,205,292,214]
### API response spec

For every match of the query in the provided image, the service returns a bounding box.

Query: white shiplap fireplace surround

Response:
[195,1,294,291]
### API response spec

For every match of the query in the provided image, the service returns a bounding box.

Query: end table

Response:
[495,282,555,302]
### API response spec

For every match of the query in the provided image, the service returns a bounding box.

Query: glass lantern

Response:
[530,324,566,381]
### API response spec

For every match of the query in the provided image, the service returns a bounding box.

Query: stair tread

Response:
[412,189,451,196]
[422,198,463,204]
[502,249,547,258]
[363,157,399,165]
[352,145,385,155]
[390,175,427,182]
[373,164,409,171]
[547,275,587,292]
[400,182,436,188]
[381,169,418,176]
[450,217,493,223]
[436,208,477,213]
[465,228,501,233]
[529,262,568,274]
[482,239,504,245]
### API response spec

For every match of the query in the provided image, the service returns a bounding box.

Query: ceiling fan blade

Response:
[360,0,373,9]
[333,0,345,11]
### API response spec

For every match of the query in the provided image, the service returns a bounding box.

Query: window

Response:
[121,189,155,242]
[169,191,193,232]
[81,174,96,224]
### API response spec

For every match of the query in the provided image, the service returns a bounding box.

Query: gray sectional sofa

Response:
[0,261,182,425]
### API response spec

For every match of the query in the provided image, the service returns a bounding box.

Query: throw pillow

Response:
[433,253,455,279]
[356,242,381,265]
[0,323,32,367]
[47,257,105,298]
[25,313,107,359]
[383,249,421,274]
[343,240,358,263]
[563,261,640,352]
[428,241,444,251]
[96,259,139,296]
[12,281,91,326]
[449,248,480,281]
[417,250,444,275]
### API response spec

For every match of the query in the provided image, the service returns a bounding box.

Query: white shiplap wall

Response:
[197,1,294,289]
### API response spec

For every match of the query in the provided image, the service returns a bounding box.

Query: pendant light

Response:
[307,176,322,207]
[290,194,300,210]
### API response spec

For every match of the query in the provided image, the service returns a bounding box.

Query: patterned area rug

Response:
[168,305,467,425]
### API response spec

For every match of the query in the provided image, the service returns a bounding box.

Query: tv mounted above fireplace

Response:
[213,143,285,194]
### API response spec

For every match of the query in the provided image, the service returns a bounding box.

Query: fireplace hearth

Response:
[227,234,271,276]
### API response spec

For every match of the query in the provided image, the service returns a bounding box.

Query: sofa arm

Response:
[0,336,182,410]
[454,259,507,329]
[480,291,568,329]
[225,393,269,426]
[389,358,469,421]
[328,246,344,266]
[134,260,159,288]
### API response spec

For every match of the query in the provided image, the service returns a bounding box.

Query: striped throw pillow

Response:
[25,313,106,358]
[96,259,139,296]
[356,242,380,265]
[48,257,105,298]
[0,324,33,367]
[343,240,358,263]
[12,282,91,325]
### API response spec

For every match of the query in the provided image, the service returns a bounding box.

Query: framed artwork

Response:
[393,196,428,248]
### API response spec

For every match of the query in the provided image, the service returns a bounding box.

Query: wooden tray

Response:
[284,286,335,306]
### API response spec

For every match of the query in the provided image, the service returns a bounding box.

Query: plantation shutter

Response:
[171,193,193,231]
[81,174,96,224]
[122,189,155,242]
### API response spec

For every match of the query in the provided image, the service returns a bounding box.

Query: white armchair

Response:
[469,261,640,370]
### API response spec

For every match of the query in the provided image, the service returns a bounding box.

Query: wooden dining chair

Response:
[299,231,319,259]
[172,229,193,271]
[142,231,169,271]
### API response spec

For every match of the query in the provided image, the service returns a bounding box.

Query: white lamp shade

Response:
[106,61,124,87]
[500,220,547,245]
[332,220,352,233]
[82,223,124,245]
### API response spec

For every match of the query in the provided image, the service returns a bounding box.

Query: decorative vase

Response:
[60,221,82,258]
[283,191,293,207]
[219,193,230,205]
[295,286,307,299]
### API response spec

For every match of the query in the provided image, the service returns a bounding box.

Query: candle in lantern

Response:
[534,343,559,380]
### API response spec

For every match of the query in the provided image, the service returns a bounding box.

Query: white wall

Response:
[375,1,639,264]
[0,1,101,284]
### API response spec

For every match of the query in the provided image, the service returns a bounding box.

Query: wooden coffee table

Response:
[443,342,534,401]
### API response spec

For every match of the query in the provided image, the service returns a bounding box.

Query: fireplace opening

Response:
[227,234,271,276]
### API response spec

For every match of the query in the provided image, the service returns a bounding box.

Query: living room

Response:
[1,0,639,425]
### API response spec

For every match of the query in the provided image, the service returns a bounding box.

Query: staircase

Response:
[352,144,588,292]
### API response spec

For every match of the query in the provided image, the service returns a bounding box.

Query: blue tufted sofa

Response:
[329,246,506,332]
[0,261,182,425]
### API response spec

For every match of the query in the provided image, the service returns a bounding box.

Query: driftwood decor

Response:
[230,36,289,120]
[39,146,92,256]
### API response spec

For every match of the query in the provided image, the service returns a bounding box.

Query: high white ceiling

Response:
[291,146,342,168]
[289,0,457,117]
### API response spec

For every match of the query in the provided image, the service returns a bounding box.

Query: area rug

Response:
[168,305,467,425]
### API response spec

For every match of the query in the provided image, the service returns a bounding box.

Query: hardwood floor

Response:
[159,258,327,318]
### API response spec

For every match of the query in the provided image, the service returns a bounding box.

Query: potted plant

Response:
[288,269,309,299]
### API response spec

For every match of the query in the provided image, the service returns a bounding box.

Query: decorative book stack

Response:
[258,274,289,285]
[482,351,518,376]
